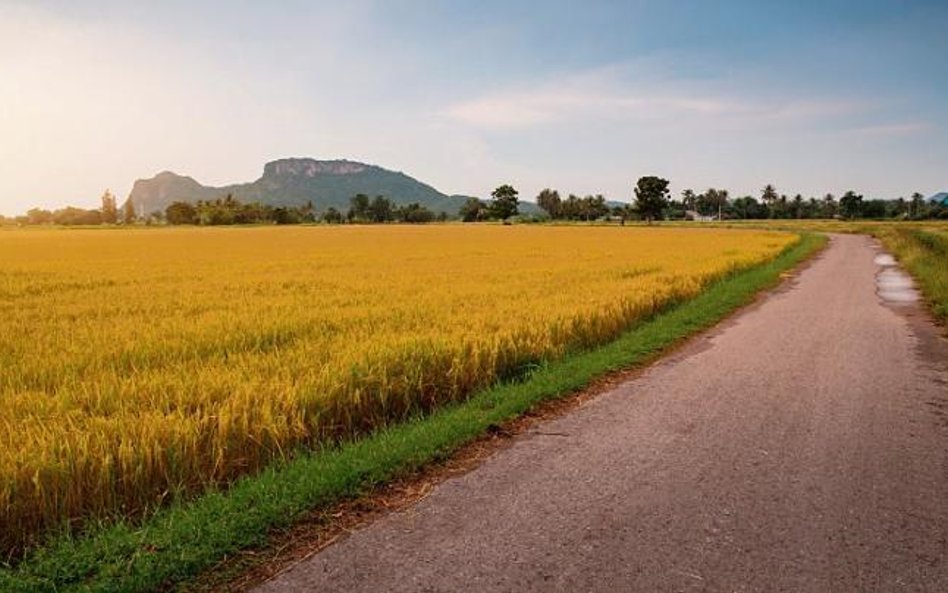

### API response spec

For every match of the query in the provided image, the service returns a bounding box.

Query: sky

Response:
[1,0,946,215]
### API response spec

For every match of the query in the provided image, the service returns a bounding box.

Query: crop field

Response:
[0,225,796,554]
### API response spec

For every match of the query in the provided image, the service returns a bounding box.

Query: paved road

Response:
[257,234,948,593]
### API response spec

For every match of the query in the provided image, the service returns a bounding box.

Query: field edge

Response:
[0,232,827,593]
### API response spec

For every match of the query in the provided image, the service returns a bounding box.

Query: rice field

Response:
[0,225,796,554]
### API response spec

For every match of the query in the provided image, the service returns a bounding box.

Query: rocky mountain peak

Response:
[262,158,369,179]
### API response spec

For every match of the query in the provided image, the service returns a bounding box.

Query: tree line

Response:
[528,178,946,223]
[13,191,139,226]
[5,182,945,227]
[339,194,446,224]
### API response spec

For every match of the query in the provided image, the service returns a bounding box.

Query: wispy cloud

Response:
[444,90,749,129]
[441,67,872,131]
[838,121,932,137]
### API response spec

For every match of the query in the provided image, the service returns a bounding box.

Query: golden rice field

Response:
[0,225,796,552]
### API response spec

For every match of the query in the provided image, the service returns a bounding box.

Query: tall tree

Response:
[910,192,925,219]
[536,188,562,219]
[839,190,864,219]
[165,201,197,225]
[822,193,837,218]
[122,199,137,224]
[732,196,763,219]
[561,194,582,220]
[395,202,435,223]
[459,197,488,222]
[791,194,804,219]
[489,184,519,221]
[322,206,343,224]
[348,194,370,221]
[634,176,670,224]
[100,190,118,224]
[681,189,697,213]
[702,188,729,220]
[368,195,394,223]
[761,184,778,218]
[717,189,730,220]
[612,203,636,225]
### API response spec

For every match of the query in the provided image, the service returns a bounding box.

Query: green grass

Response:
[876,228,948,323]
[0,233,826,593]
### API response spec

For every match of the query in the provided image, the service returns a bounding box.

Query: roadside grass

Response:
[0,233,825,593]
[875,228,948,323]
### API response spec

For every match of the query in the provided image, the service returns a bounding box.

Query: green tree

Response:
[489,184,519,221]
[300,200,315,223]
[699,189,729,220]
[681,189,697,213]
[890,197,908,219]
[272,206,301,225]
[822,193,837,218]
[165,201,197,225]
[910,192,925,219]
[459,197,488,222]
[560,194,582,220]
[839,190,864,219]
[348,193,370,221]
[612,202,636,225]
[716,189,730,220]
[396,202,435,223]
[368,195,395,223]
[761,184,778,218]
[633,176,670,224]
[791,194,804,219]
[536,188,562,219]
[732,196,765,219]
[582,194,609,221]
[323,207,343,224]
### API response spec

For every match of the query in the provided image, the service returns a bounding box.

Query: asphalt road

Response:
[256,234,948,593]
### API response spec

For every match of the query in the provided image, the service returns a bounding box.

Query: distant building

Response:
[684,210,716,222]
[928,192,948,207]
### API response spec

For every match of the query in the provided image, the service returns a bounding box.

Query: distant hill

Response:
[126,158,476,216]
[928,192,948,207]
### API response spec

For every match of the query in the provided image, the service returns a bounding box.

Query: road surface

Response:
[256,234,948,593]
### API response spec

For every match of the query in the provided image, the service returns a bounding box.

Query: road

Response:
[256,234,948,593]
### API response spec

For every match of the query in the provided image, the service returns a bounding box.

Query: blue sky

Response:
[1,0,946,214]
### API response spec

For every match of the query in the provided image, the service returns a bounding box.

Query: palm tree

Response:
[761,184,778,218]
[681,189,697,213]
[822,193,837,218]
[717,189,729,221]
[910,192,925,219]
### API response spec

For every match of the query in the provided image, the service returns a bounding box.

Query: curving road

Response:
[256,234,948,593]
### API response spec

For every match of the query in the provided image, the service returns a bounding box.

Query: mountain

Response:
[928,192,948,206]
[126,158,474,215]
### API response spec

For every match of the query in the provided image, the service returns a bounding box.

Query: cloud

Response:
[443,89,746,130]
[440,66,874,132]
[839,121,931,137]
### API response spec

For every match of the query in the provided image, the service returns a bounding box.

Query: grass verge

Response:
[874,228,947,323]
[0,233,826,593]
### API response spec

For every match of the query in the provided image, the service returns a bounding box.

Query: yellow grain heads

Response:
[0,224,795,553]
